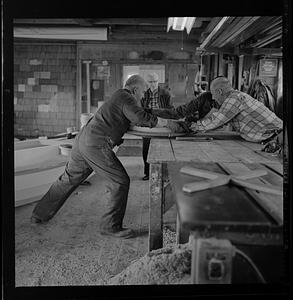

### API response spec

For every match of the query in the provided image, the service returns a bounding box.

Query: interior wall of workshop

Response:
[13,40,200,138]
[202,53,282,112]
[78,43,199,108]
[242,55,282,99]
[14,42,77,138]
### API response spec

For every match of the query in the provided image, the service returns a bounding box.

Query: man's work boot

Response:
[99,227,134,239]
[142,175,149,181]
[30,216,43,224]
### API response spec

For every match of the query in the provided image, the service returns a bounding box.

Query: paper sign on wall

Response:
[96,66,110,79]
[259,59,278,77]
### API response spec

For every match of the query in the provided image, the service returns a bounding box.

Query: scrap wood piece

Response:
[180,166,279,195]
[180,166,267,180]
[233,169,268,180]
[183,177,230,193]
[230,178,283,196]
[180,166,222,179]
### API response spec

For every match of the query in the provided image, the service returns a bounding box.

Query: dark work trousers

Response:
[142,137,151,176]
[32,126,130,231]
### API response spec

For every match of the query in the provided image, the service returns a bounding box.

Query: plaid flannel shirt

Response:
[192,90,283,142]
[148,89,159,109]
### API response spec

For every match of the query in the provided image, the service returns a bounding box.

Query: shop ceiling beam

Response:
[251,28,282,47]
[199,17,223,43]
[257,17,282,35]
[256,35,282,48]
[217,17,261,48]
[232,16,278,47]
[197,46,235,55]
[211,17,247,47]
[236,48,282,56]
[198,17,231,50]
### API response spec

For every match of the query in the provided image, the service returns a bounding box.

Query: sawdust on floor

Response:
[108,243,192,285]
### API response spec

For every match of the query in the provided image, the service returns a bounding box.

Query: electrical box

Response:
[191,238,235,284]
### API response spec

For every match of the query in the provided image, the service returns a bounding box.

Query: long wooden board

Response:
[171,140,210,162]
[214,140,276,163]
[147,139,175,163]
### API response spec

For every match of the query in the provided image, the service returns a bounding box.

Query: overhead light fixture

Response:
[167,17,196,34]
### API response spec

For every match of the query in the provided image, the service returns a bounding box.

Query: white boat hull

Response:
[14,138,72,207]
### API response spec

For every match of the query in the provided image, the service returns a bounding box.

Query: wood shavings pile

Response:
[107,243,192,285]
[163,226,177,248]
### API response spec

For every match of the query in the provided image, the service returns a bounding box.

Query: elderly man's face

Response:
[148,78,159,92]
[210,84,222,105]
[133,83,147,103]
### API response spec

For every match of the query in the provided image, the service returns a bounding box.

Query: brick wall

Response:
[14,43,77,138]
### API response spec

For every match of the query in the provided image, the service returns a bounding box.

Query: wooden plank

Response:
[193,130,241,138]
[218,17,260,48]
[215,140,274,163]
[262,163,283,176]
[197,142,240,162]
[246,163,283,187]
[233,140,263,151]
[183,176,230,193]
[180,166,221,179]
[147,139,175,163]
[234,169,268,180]
[237,55,244,90]
[149,163,164,251]
[171,140,211,162]
[234,140,282,164]
[218,53,224,75]
[180,166,267,180]
[231,178,283,196]
[219,162,283,225]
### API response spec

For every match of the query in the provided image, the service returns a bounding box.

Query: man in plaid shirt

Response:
[141,73,174,180]
[191,76,283,143]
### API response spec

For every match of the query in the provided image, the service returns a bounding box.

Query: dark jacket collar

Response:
[124,88,132,95]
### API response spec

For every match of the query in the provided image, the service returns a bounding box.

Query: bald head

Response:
[124,75,147,103]
[211,76,233,91]
[210,76,234,105]
[125,74,146,90]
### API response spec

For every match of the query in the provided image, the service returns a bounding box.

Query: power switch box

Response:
[191,238,235,284]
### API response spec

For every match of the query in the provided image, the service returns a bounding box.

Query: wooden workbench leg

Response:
[148,162,163,251]
[176,214,190,245]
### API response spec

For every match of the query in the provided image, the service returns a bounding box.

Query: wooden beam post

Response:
[238,55,244,91]
[218,53,224,76]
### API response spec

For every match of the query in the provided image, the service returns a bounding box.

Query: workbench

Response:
[147,137,283,252]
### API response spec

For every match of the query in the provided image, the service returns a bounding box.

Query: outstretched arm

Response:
[191,97,241,131]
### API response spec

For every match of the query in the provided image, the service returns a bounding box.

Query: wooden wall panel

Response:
[168,63,188,107]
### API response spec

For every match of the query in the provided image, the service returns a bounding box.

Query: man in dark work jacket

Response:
[141,72,174,180]
[152,91,219,123]
[31,75,168,238]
